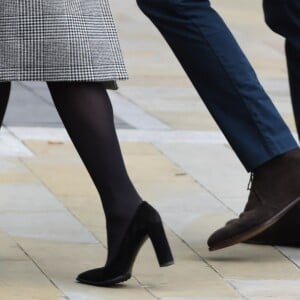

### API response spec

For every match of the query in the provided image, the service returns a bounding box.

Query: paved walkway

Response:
[0,0,299,299]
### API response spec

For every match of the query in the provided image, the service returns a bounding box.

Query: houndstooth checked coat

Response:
[0,0,128,89]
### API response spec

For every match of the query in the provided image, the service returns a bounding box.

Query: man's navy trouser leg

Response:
[136,0,298,171]
[263,0,300,138]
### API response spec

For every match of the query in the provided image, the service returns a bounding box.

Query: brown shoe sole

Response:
[209,197,300,251]
[243,239,300,247]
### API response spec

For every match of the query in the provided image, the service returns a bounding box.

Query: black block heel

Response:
[76,201,174,286]
[148,220,174,267]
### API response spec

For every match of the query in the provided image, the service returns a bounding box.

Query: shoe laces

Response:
[247,172,254,191]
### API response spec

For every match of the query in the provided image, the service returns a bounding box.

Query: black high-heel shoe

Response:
[76,201,174,286]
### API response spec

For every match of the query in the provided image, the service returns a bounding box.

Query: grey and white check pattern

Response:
[0,0,128,89]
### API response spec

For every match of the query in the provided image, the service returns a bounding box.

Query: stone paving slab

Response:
[155,143,249,200]
[228,280,300,299]
[0,127,33,157]
[3,82,131,129]
[15,238,155,300]
[277,246,300,272]
[4,82,62,128]
[0,0,299,299]
[0,231,63,299]
[21,156,99,198]
[1,132,300,299]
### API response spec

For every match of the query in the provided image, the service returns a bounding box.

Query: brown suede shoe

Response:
[226,196,300,247]
[208,148,300,251]
[244,206,300,246]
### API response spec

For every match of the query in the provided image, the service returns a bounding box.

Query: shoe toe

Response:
[76,267,106,284]
[76,267,131,286]
[207,225,233,251]
[207,217,255,251]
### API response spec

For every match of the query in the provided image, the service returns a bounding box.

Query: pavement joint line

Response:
[276,246,300,270]
[160,219,246,299]
[132,274,159,300]
[109,90,170,130]
[15,240,67,298]
[6,126,298,144]
[0,126,34,157]
[17,81,54,107]
[0,209,66,214]
[5,126,228,144]
[132,219,221,300]
[4,126,299,147]
[168,226,249,300]
[14,157,99,244]
[152,141,240,216]
[224,279,250,300]
[148,194,245,297]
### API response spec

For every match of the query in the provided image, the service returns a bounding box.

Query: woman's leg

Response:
[46,81,143,265]
[0,82,11,128]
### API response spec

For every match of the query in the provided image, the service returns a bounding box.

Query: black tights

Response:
[0,81,143,265]
[0,82,11,126]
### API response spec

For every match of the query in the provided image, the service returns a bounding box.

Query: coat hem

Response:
[0,77,128,90]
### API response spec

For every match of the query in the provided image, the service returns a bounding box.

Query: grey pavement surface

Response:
[3,81,131,129]
[0,0,299,299]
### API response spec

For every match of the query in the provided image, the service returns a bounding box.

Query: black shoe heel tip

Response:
[160,260,175,267]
